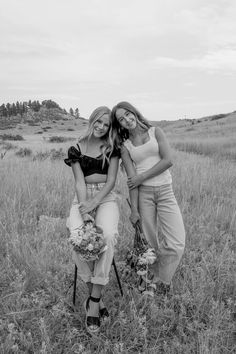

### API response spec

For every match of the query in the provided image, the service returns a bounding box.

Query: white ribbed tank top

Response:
[124,126,172,186]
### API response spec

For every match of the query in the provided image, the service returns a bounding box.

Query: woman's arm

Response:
[78,156,119,215]
[71,162,87,204]
[71,162,94,222]
[121,146,140,225]
[127,127,173,190]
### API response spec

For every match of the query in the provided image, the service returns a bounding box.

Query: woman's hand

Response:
[127,174,144,190]
[83,213,94,222]
[129,209,140,226]
[79,199,98,215]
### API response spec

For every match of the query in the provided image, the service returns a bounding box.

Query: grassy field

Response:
[0,116,235,353]
[165,112,236,162]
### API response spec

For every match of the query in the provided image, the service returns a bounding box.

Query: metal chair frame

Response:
[72,258,123,305]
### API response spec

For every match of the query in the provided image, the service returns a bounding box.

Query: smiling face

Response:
[92,114,111,138]
[115,108,137,130]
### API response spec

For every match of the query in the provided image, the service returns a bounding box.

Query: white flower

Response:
[146,257,156,264]
[138,257,148,265]
[137,270,148,276]
[87,243,94,251]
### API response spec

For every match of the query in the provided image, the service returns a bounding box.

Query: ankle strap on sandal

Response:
[89,296,100,303]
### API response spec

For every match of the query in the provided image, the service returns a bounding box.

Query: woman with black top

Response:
[64,106,120,334]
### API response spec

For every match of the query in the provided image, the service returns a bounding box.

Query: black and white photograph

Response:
[0,0,235,352]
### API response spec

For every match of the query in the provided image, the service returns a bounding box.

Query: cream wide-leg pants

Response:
[138,183,185,285]
[66,183,119,286]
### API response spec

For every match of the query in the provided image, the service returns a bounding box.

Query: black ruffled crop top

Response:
[64,144,120,177]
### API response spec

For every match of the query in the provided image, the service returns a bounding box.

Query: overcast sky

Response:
[1,0,236,121]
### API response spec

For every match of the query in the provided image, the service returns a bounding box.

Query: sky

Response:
[1,0,236,121]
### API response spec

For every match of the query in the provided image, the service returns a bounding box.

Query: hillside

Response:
[151,110,236,132]
[0,105,235,160]
[0,101,88,156]
[0,99,86,129]
[162,111,236,161]
[150,110,235,141]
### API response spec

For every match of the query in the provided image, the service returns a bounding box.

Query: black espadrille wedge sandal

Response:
[84,296,101,334]
[99,298,109,321]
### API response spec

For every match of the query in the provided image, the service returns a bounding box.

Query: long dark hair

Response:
[111,101,151,147]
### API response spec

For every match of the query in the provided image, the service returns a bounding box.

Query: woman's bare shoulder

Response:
[154,126,166,140]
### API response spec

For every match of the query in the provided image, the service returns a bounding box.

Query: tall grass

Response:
[0,152,235,353]
[172,137,236,161]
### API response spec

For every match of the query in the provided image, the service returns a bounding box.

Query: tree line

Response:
[0,100,80,118]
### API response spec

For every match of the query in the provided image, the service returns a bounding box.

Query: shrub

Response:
[0,125,15,130]
[28,122,40,126]
[0,134,24,141]
[33,151,50,161]
[67,128,74,131]
[48,136,74,143]
[0,142,17,150]
[50,148,66,160]
[15,148,32,157]
[32,149,65,161]
[210,114,227,121]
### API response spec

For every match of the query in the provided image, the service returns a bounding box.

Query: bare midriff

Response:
[85,174,107,184]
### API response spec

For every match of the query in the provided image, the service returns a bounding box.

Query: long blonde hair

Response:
[79,106,115,166]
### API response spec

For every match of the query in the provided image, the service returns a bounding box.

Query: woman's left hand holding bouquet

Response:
[69,196,107,262]
[82,212,94,223]
[79,198,98,216]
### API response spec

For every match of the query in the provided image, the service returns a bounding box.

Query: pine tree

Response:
[42,100,60,109]
[19,102,24,117]
[6,103,11,117]
[75,108,80,118]
[36,100,41,111]
[31,100,41,112]
[16,101,20,115]
[12,103,17,116]
[0,104,7,117]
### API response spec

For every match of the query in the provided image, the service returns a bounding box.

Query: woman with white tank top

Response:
[111,101,185,295]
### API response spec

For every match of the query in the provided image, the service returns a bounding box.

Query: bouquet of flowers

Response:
[126,220,157,295]
[69,218,107,261]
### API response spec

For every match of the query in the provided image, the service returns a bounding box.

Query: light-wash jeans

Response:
[66,183,119,285]
[138,184,185,285]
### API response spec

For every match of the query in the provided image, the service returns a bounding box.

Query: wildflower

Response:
[8,323,15,332]
[87,243,94,251]
[126,221,157,295]
[69,218,107,261]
